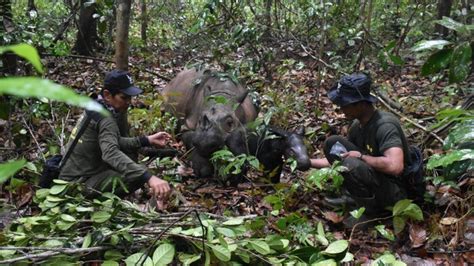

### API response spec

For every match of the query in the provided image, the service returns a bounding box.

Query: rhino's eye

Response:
[225,118,234,129]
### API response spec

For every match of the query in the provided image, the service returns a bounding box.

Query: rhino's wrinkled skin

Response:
[162,67,258,177]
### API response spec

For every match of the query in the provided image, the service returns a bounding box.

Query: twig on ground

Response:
[348,215,392,244]
[0,246,108,264]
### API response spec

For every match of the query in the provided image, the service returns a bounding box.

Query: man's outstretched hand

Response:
[148,175,171,200]
[147,132,171,148]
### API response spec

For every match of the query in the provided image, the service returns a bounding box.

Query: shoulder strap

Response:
[58,114,92,170]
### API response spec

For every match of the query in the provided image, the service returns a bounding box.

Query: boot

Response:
[343,194,383,229]
[323,194,356,209]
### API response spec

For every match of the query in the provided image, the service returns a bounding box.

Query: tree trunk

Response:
[73,0,98,56]
[435,0,453,37]
[27,0,36,14]
[262,0,272,41]
[140,0,147,46]
[115,0,132,70]
[0,0,17,75]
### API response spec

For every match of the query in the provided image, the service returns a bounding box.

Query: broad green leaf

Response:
[0,77,108,115]
[249,240,271,255]
[393,199,413,216]
[49,184,67,195]
[211,244,231,261]
[341,252,354,262]
[125,253,153,266]
[237,251,250,263]
[312,259,337,266]
[35,188,50,199]
[82,233,92,248]
[268,238,290,251]
[76,206,94,212]
[102,261,119,266]
[322,240,348,255]
[421,49,452,76]
[46,195,65,202]
[449,42,472,83]
[0,44,43,73]
[350,207,366,219]
[53,179,69,185]
[444,119,474,149]
[178,253,201,266]
[216,227,235,237]
[402,203,424,221]
[0,248,16,258]
[412,40,451,52]
[60,214,76,222]
[91,211,111,223]
[435,17,468,34]
[316,222,328,246]
[222,217,244,225]
[389,54,404,65]
[56,220,74,231]
[42,239,64,247]
[104,250,124,261]
[152,243,175,265]
[0,159,26,183]
[371,253,407,266]
[393,216,406,235]
[375,225,395,241]
[427,149,474,169]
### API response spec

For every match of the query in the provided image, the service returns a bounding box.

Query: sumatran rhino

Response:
[226,126,311,183]
[162,67,258,177]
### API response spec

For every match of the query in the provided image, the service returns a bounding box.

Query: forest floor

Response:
[1,51,473,265]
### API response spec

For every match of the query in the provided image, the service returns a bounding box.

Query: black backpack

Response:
[404,145,425,204]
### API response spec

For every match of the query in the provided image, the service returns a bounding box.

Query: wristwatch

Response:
[358,153,364,160]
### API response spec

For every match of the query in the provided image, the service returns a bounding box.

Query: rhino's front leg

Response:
[181,130,195,150]
[191,150,214,178]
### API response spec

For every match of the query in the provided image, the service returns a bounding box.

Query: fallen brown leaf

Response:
[323,211,344,223]
[409,223,427,248]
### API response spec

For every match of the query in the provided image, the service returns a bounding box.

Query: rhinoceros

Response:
[162,67,258,177]
[226,126,311,183]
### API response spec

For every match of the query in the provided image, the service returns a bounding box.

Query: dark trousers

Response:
[323,135,406,214]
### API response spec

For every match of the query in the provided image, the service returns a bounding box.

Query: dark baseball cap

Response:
[327,73,377,106]
[104,70,143,96]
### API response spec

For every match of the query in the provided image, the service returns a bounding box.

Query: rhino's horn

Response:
[235,90,249,104]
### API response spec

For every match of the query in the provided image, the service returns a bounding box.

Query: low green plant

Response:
[391,199,424,234]
[306,161,346,192]
[412,17,473,83]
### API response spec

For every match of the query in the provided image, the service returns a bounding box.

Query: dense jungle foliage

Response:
[0,0,473,265]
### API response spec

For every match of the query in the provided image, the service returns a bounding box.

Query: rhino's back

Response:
[162,67,258,130]
[162,67,205,117]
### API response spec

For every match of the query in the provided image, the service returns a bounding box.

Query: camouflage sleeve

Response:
[118,136,150,153]
[97,117,150,182]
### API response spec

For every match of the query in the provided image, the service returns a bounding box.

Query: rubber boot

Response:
[343,194,382,229]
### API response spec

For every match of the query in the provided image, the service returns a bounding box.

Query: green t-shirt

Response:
[348,110,412,173]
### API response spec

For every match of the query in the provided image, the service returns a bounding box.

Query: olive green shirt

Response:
[60,111,151,182]
[348,110,412,176]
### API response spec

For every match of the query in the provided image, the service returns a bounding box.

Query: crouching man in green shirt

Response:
[310,73,412,228]
[60,69,171,202]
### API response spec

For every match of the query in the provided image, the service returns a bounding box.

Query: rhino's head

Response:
[192,91,249,155]
[271,127,311,171]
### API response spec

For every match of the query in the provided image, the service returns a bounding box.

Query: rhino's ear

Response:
[295,126,305,136]
[235,90,249,104]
